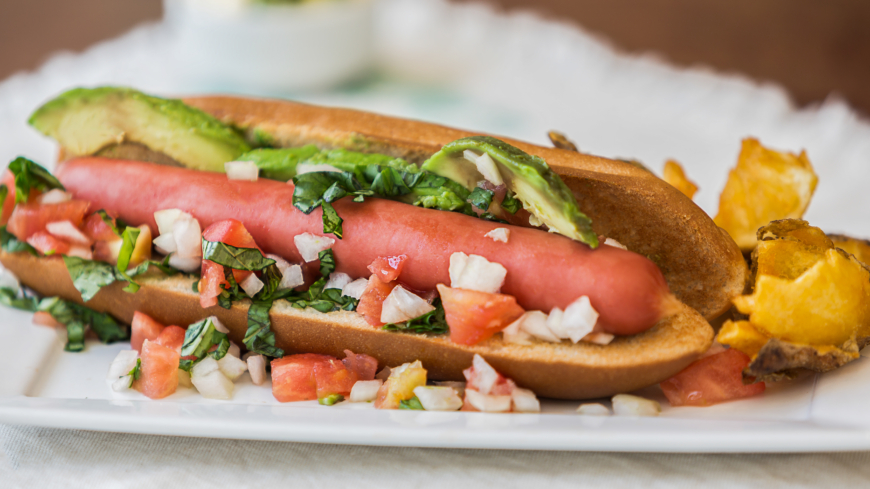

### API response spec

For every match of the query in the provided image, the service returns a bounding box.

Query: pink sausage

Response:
[57,158,676,335]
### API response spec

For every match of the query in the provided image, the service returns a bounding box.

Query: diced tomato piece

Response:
[82,211,119,242]
[154,325,186,353]
[437,285,525,346]
[463,365,516,396]
[131,311,165,353]
[313,358,357,398]
[93,239,120,264]
[660,348,766,407]
[367,255,407,283]
[32,311,62,328]
[232,269,253,285]
[202,219,261,250]
[26,231,70,256]
[135,339,180,400]
[342,349,378,381]
[356,275,398,327]
[7,200,89,241]
[199,259,229,309]
[1,170,15,225]
[271,353,333,402]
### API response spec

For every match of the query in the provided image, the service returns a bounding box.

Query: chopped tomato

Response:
[93,239,121,264]
[135,339,180,400]
[437,285,525,346]
[271,353,333,402]
[7,200,89,241]
[660,348,765,407]
[356,275,398,327]
[32,311,62,328]
[82,211,119,242]
[342,349,378,381]
[154,325,186,353]
[202,219,260,250]
[26,231,70,256]
[0,170,15,225]
[463,364,516,396]
[131,311,165,353]
[313,358,357,398]
[199,259,229,309]
[367,255,407,283]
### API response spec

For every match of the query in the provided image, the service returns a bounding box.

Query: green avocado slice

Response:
[28,87,250,172]
[421,136,598,248]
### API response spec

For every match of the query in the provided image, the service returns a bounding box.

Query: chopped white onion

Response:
[528,214,543,227]
[294,232,335,263]
[239,272,264,297]
[516,311,560,343]
[266,253,291,272]
[296,163,342,175]
[112,375,133,392]
[66,245,93,260]
[106,350,139,381]
[177,369,193,388]
[604,237,627,250]
[191,357,234,400]
[279,264,304,290]
[227,342,241,358]
[433,381,466,399]
[511,388,541,413]
[611,394,660,417]
[583,332,615,345]
[209,316,229,334]
[577,403,611,416]
[37,189,72,204]
[46,220,92,245]
[192,356,220,377]
[349,379,383,402]
[247,355,267,385]
[153,233,177,254]
[173,216,202,258]
[413,386,463,411]
[501,315,533,344]
[484,227,510,243]
[465,389,511,413]
[471,354,499,395]
[217,353,248,381]
[545,307,568,340]
[154,209,185,236]
[168,254,201,272]
[380,286,435,324]
[341,278,368,300]
[562,296,599,343]
[324,272,353,291]
[463,150,503,186]
[448,252,507,294]
[224,160,259,181]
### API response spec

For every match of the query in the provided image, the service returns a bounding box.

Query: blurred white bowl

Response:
[163,0,375,93]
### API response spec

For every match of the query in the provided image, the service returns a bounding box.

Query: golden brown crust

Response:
[1,250,712,399]
[183,95,748,320]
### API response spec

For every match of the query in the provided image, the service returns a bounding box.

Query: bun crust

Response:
[183,96,748,320]
[0,250,713,399]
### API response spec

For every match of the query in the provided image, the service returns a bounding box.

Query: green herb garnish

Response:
[399,396,424,410]
[128,358,142,387]
[1,226,37,255]
[382,300,449,336]
[6,157,64,204]
[318,394,344,406]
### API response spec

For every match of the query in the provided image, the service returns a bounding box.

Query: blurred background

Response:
[2,0,870,114]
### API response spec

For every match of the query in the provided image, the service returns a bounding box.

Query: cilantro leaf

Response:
[501,192,521,214]
[321,202,343,239]
[181,317,228,361]
[243,299,284,357]
[6,157,64,204]
[201,239,276,271]
[469,187,494,211]
[62,255,117,302]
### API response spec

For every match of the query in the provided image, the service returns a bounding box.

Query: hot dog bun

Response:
[0,250,712,399]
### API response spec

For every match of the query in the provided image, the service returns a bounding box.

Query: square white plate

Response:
[3,306,870,452]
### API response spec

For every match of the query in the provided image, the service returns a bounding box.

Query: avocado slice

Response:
[28,87,250,172]
[422,136,598,247]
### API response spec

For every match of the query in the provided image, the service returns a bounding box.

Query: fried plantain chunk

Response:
[662,160,698,200]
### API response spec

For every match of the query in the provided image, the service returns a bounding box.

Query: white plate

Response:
[3,306,870,452]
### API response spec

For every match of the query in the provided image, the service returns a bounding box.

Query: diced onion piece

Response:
[612,394,661,417]
[577,403,611,416]
[247,355,267,386]
[228,342,241,358]
[154,209,185,236]
[516,311,560,343]
[224,160,259,181]
[380,286,435,324]
[217,353,248,381]
[66,245,93,260]
[153,233,177,254]
[210,316,229,334]
[266,253,291,272]
[341,278,368,300]
[484,227,510,243]
[294,232,335,263]
[413,386,463,411]
[471,354,500,395]
[562,296,599,343]
[191,357,234,400]
[511,387,541,413]
[448,252,507,294]
[465,389,511,413]
[528,214,543,227]
[545,307,568,340]
[433,381,466,399]
[501,315,533,344]
[279,264,304,290]
[112,375,133,392]
[37,189,72,204]
[168,254,201,272]
[46,220,92,245]
[463,150,503,186]
[106,350,139,381]
[296,163,342,175]
[349,379,383,402]
[177,369,193,388]
[583,332,615,345]
[324,272,353,291]
[604,237,627,250]
[173,216,202,258]
[240,272,264,297]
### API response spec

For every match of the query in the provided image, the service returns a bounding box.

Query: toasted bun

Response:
[182,96,748,320]
[1,250,712,399]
